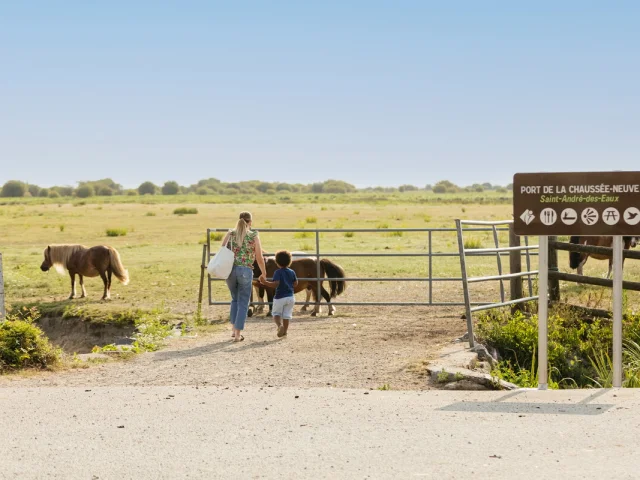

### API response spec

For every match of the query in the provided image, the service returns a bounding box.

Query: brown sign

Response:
[513,172,640,236]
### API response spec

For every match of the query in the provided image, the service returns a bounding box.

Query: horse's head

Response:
[40,246,52,272]
[624,236,640,249]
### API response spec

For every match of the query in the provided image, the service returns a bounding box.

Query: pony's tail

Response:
[320,259,346,298]
[108,247,130,285]
[569,236,582,270]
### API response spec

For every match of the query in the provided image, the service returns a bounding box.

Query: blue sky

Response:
[1,1,638,188]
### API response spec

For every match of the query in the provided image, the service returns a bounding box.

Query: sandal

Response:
[233,335,245,342]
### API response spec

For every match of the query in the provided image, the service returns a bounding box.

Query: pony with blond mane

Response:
[40,244,129,300]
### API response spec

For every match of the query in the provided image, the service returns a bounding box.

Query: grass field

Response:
[2,195,640,324]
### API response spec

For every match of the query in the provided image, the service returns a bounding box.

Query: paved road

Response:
[1,386,638,479]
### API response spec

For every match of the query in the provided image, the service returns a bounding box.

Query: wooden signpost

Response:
[514,171,640,389]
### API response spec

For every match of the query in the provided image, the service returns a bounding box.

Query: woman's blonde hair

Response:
[233,211,252,246]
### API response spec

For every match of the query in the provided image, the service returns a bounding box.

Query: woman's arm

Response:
[222,231,231,246]
[254,235,267,280]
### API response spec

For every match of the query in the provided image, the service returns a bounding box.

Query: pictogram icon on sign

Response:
[624,207,640,226]
[581,208,599,226]
[540,208,557,226]
[603,207,620,226]
[520,209,535,225]
[560,208,577,225]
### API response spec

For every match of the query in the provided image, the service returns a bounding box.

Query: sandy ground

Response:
[0,304,467,390]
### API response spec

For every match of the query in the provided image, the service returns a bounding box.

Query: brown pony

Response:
[569,236,639,277]
[40,245,129,300]
[259,257,346,316]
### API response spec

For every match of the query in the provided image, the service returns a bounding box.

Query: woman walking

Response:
[222,211,267,342]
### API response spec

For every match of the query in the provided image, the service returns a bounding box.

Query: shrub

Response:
[97,186,114,196]
[126,190,138,196]
[476,308,640,388]
[196,187,209,195]
[48,191,60,199]
[138,181,157,195]
[344,232,355,238]
[28,184,41,197]
[1,180,26,198]
[387,230,403,237]
[294,232,311,239]
[38,188,49,198]
[145,212,156,217]
[305,217,317,224]
[76,185,94,198]
[106,228,127,237]
[377,222,389,229]
[210,232,224,241]
[0,308,61,371]
[161,181,180,195]
[173,207,198,215]
[59,224,65,232]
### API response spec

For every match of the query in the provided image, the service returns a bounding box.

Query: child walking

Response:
[260,250,298,337]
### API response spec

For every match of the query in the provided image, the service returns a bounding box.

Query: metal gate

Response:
[205,226,527,309]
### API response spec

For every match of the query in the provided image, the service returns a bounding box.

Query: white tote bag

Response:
[207,236,234,279]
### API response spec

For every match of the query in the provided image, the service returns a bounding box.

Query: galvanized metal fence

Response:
[205,226,535,309]
[455,220,538,347]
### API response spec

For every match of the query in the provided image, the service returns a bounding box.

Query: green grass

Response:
[305,216,317,224]
[463,238,483,249]
[3,196,640,329]
[106,228,127,237]
[173,207,198,215]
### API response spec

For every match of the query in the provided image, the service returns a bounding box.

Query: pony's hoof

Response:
[247,308,253,318]
[328,312,334,316]
[311,312,318,317]
[266,312,272,318]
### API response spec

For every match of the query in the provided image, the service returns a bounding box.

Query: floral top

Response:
[230,229,259,267]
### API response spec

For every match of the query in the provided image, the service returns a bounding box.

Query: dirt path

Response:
[0,306,466,390]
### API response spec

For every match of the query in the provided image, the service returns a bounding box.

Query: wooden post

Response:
[197,244,207,319]
[548,235,560,302]
[0,252,5,319]
[509,225,523,313]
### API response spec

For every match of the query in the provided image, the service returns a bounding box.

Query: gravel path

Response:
[0,306,466,389]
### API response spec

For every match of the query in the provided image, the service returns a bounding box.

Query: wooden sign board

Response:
[513,172,640,236]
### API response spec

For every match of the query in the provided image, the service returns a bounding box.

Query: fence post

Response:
[548,236,560,302]
[508,225,523,313]
[455,220,475,348]
[197,244,207,320]
[0,252,5,319]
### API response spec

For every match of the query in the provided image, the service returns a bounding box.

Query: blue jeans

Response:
[226,265,253,331]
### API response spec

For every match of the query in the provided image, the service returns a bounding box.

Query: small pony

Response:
[40,244,129,300]
[259,257,347,316]
[569,236,639,277]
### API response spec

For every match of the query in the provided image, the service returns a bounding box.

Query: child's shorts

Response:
[272,296,295,320]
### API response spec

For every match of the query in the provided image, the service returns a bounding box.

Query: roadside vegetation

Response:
[478,303,640,389]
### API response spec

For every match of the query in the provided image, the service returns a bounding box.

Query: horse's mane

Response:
[46,244,86,274]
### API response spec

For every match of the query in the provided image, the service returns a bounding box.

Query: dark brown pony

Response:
[569,236,639,277]
[257,257,347,316]
[40,244,129,300]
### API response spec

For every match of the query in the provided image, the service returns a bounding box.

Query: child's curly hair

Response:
[275,250,292,268]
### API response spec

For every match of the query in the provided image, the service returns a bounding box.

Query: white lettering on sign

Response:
[520,186,541,194]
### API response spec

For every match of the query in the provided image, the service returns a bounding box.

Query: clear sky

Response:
[1,1,638,189]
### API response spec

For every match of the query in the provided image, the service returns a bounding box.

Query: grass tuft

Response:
[106,228,127,237]
[173,207,198,215]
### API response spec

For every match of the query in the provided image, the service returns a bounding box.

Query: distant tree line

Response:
[0,178,512,198]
